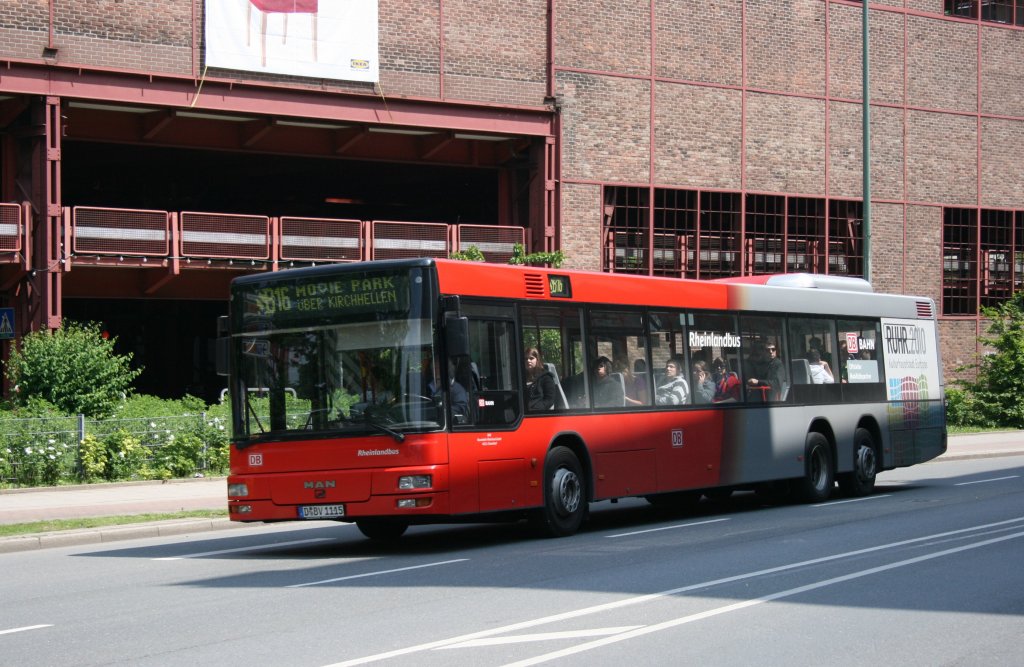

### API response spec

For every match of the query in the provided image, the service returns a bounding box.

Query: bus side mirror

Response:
[215,315,230,377]
[445,315,470,358]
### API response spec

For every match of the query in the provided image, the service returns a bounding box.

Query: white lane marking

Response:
[503,529,1024,666]
[812,494,891,507]
[606,518,730,538]
[0,625,52,636]
[955,475,1020,486]
[439,627,644,649]
[288,559,469,588]
[153,538,333,560]
[324,515,1024,667]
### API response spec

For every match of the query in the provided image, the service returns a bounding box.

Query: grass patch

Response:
[0,509,228,538]
[948,426,1021,435]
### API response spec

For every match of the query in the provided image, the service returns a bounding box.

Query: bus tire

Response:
[356,519,408,541]
[534,446,586,537]
[838,427,878,497]
[797,432,834,503]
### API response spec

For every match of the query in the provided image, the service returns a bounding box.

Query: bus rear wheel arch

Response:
[838,427,878,497]
[532,445,587,537]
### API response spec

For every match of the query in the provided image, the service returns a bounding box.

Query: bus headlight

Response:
[228,483,249,497]
[398,475,432,490]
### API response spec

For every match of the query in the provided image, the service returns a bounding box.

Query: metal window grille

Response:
[828,200,864,278]
[698,191,741,278]
[72,206,170,257]
[980,210,1015,308]
[745,194,786,275]
[1016,212,1024,293]
[943,208,978,316]
[603,186,650,275]
[180,212,270,260]
[787,197,827,273]
[981,0,1015,23]
[0,202,22,253]
[946,0,977,18]
[652,189,697,278]
[370,220,449,260]
[279,217,362,262]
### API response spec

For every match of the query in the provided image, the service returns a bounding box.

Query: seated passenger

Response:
[524,346,557,411]
[592,356,624,407]
[655,357,689,405]
[691,360,715,404]
[712,357,741,402]
[807,349,834,385]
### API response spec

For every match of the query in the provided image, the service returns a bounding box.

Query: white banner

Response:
[205,0,379,83]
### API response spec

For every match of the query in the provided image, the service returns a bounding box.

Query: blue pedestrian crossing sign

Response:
[0,307,14,340]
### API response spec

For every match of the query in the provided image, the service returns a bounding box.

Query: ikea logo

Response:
[350,59,370,70]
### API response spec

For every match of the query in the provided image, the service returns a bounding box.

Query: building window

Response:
[948,0,1024,24]
[946,1,977,18]
[745,194,786,275]
[828,200,864,278]
[943,208,978,316]
[788,197,828,274]
[699,192,742,279]
[603,186,650,275]
[1016,212,1024,293]
[980,210,1017,309]
[653,189,697,278]
[603,187,860,280]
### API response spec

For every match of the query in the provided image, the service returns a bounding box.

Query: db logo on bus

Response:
[249,454,263,466]
[671,429,684,448]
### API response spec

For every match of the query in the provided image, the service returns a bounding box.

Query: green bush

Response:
[954,292,1024,429]
[5,320,142,418]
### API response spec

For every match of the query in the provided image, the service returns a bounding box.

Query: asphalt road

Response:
[2,452,1022,666]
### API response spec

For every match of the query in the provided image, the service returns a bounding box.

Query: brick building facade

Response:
[1,0,1022,397]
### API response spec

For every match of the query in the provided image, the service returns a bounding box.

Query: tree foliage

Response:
[5,320,142,418]
[952,291,1024,428]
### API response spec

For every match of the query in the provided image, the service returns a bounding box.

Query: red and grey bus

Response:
[221,258,946,539]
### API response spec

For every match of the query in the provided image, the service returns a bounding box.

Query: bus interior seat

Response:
[790,358,811,385]
[544,363,569,410]
[608,372,627,406]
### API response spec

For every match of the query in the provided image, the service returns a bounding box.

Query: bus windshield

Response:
[229,265,441,443]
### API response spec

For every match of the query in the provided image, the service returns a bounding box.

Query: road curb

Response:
[0,518,245,554]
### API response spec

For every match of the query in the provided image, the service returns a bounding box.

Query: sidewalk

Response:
[2,432,1023,553]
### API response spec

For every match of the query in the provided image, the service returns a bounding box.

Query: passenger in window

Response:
[525,346,557,411]
[807,349,834,384]
[691,360,715,404]
[655,357,690,405]
[712,357,741,402]
[747,342,784,400]
[592,356,623,407]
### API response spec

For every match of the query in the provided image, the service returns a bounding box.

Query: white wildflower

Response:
[24,447,32,455]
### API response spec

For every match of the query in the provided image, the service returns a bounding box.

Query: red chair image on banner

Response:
[247,0,319,66]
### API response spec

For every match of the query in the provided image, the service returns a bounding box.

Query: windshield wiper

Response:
[360,412,405,443]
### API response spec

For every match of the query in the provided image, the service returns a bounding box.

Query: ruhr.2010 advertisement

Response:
[881,317,942,441]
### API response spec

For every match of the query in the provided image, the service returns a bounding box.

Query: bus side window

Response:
[786,317,841,404]
[520,305,582,412]
[739,315,787,402]
[460,305,521,427]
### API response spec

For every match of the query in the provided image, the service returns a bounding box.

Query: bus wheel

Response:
[797,432,834,503]
[534,446,586,537]
[356,519,408,541]
[838,428,877,497]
